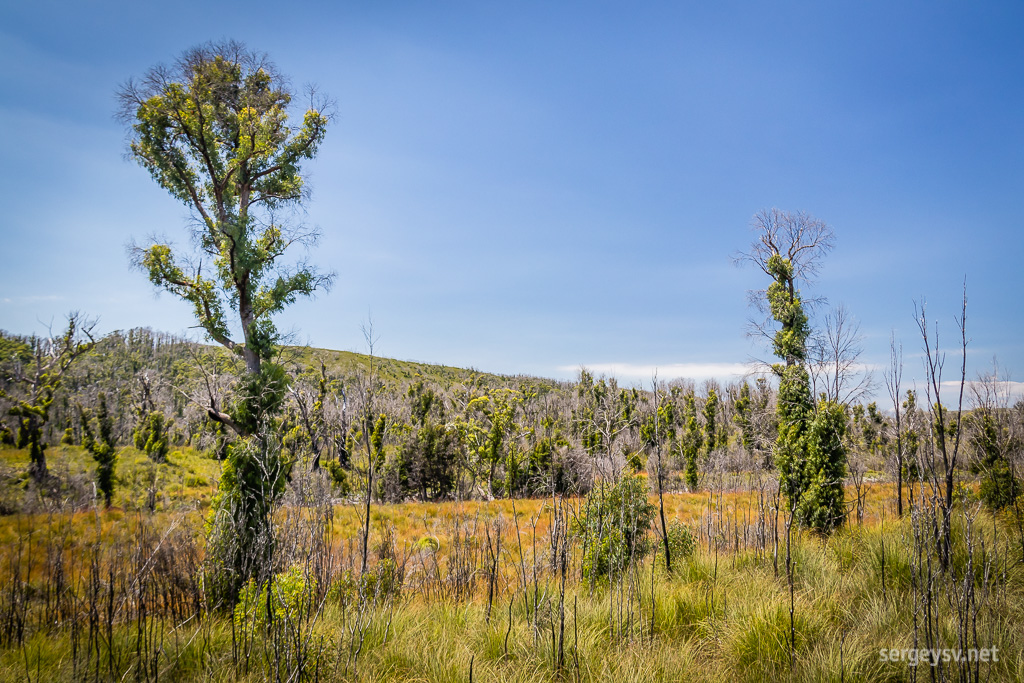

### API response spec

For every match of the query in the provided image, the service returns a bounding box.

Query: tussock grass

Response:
[0,478,1021,681]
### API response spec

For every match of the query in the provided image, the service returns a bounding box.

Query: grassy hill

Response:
[277,342,562,390]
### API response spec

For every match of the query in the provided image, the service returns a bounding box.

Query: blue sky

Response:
[1,1,1022,401]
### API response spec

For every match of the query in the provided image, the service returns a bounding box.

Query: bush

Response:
[979,460,1020,511]
[574,473,656,581]
[133,411,171,462]
[234,565,310,633]
[324,459,351,496]
[661,519,697,561]
[952,480,976,506]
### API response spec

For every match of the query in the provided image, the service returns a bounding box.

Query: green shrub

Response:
[952,480,976,506]
[661,519,697,561]
[133,411,171,462]
[979,460,1020,511]
[325,459,352,496]
[574,473,656,581]
[234,565,310,633]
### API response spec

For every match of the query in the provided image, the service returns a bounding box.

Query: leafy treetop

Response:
[118,40,333,377]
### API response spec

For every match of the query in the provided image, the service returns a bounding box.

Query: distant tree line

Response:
[2,324,1020,515]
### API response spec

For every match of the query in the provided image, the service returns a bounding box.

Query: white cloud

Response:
[939,379,1024,404]
[0,295,63,304]
[556,362,758,383]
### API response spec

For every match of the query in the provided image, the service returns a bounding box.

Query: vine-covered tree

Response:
[81,392,117,507]
[740,209,847,533]
[681,391,702,489]
[118,40,332,601]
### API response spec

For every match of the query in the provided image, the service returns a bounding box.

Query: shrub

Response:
[979,460,1020,511]
[661,519,697,561]
[325,459,352,496]
[133,411,171,462]
[234,565,310,633]
[952,480,976,506]
[574,473,656,581]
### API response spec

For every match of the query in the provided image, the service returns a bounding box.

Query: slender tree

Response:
[681,391,702,490]
[81,393,117,507]
[883,334,905,515]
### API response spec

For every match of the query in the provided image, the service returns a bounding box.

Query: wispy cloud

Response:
[0,295,63,304]
[939,379,1024,403]
[556,362,757,383]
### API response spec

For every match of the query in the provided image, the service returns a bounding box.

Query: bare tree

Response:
[357,318,383,574]
[885,333,906,516]
[736,208,835,351]
[737,208,836,284]
[289,358,331,470]
[650,373,671,573]
[809,304,875,405]
[915,287,968,567]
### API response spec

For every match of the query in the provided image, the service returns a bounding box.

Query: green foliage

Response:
[765,254,810,364]
[0,333,33,365]
[324,458,352,496]
[232,362,289,435]
[797,400,848,533]
[234,564,310,633]
[625,448,645,473]
[133,411,171,462]
[122,42,332,369]
[681,392,703,489]
[979,460,1019,510]
[206,433,288,603]
[328,557,403,606]
[395,421,461,500]
[459,389,520,497]
[81,393,117,507]
[901,389,921,479]
[703,388,720,455]
[733,381,753,450]
[760,243,847,534]
[952,480,976,506]
[661,519,697,561]
[640,400,675,449]
[575,474,656,581]
[2,317,95,481]
[408,381,440,426]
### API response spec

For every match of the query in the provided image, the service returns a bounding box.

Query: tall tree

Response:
[739,209,847,533]
[81,392,117,508]
[681,391,702,489]
[702,387,720,458]
[118,41,333,601]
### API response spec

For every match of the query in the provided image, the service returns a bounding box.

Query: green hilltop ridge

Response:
[279,342,560,389]
[0,324,561,404]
